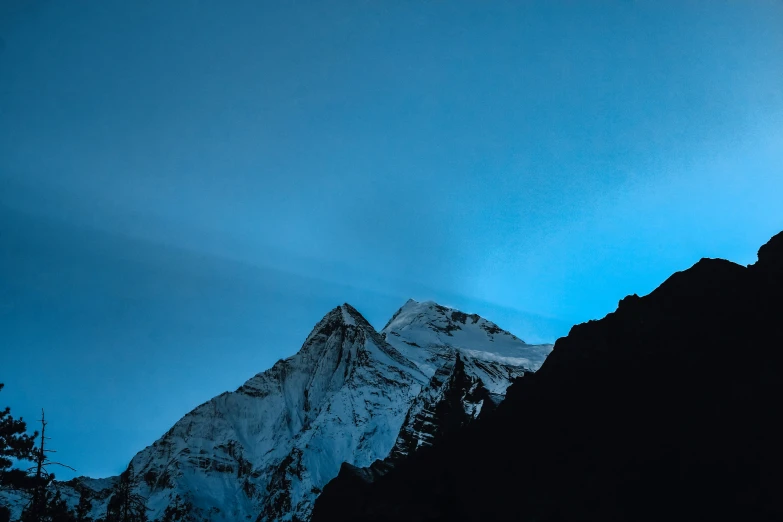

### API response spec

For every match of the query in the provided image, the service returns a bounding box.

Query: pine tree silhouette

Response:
[20,410,76,522]
[105,464,149,522]
[0,383,37,488]
[75,486,94,522]
[45,489,76,522]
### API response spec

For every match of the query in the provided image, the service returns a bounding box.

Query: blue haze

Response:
[1,1,782,478]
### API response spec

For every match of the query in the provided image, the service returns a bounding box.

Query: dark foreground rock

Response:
[313,231,783,522]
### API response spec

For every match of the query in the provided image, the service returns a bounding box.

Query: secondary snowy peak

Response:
[384,298,524,342]
[383,299,553,378]
[377,300,553,461]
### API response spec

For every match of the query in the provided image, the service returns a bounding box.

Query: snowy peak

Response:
[384,299,524,343]
[339,303,370,327]
[239,303,387,405]
[322,303,372,329]
[382,299,552,373]
[302,303,372,345]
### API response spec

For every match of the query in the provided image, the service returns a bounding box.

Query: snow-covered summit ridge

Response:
[384,299,523,340]
[383,299,553,375]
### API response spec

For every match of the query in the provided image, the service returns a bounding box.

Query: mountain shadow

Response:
[312,231,783,522]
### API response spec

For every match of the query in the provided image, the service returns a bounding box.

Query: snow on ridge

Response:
[381,299,553,380]
[458,348,537,369]
[384,299,526,349]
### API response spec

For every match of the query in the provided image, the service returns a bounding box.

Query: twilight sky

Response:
[1,0,782,479]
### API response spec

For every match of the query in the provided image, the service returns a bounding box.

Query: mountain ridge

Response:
[1,299,552,522]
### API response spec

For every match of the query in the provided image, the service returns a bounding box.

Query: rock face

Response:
[311,232,783,522]
[1,300,551,522]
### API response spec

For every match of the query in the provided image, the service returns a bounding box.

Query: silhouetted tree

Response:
[105,464,148,522]
[0,383,37,488]
[75,487,94,522]
[19,487,77,522]
[46,490,76,522]
[21,410,75,522]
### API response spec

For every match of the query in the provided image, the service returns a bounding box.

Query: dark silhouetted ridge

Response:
[312,230,783,522]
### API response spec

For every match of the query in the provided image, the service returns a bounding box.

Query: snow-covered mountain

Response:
[379,300,551,461]
[1,300,552,522]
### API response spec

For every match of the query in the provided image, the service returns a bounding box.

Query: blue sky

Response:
[1,0,782,479]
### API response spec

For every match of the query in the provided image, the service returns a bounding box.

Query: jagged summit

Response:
[323,303,373,328]
[280,302,417,384]
[304,303,373,341]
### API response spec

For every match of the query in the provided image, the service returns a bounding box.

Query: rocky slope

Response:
[2,300,551,522]
[312,231,783,522]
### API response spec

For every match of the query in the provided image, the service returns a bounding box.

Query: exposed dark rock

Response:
[259,449,306,522]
